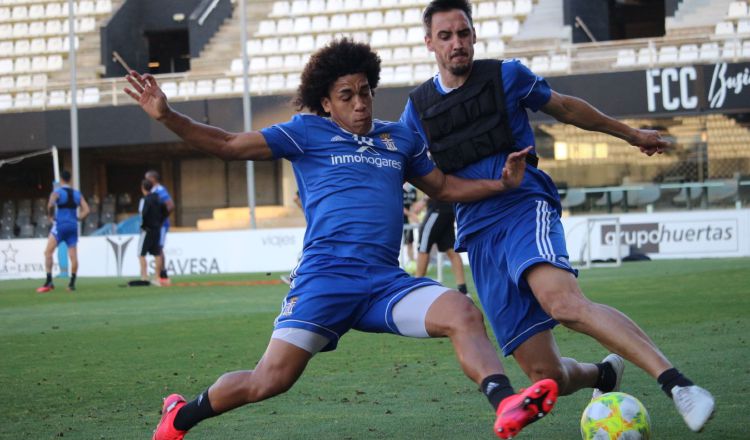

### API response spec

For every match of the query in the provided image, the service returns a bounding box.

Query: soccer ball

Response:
[580,392,651,440]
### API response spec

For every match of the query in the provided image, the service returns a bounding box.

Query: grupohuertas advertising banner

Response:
[562,209,750,263]
[0,228,305,280]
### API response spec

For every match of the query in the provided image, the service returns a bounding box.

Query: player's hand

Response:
[631,128,671,156]
[124,71,170,121]
[501,146,532,190]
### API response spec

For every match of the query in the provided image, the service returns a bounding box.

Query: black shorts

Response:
[139,229,162,256]
[418,210,456,253]
[402,219,414,245]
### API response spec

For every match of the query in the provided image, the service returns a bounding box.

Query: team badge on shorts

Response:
[281,296,298,316]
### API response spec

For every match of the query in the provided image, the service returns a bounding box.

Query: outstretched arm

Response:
[409,147,531,202]
[541,91,671,156]
[124,71,273,161]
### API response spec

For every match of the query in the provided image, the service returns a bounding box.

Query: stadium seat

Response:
[636,47,656,65]
[672,187,703,207]
[294,17,312,33]
[250,75,268,92]
[15,75,30,89]
[312,16,329,32]
[272,1,290,16]
[658,45,678,64]
[366,11,384,27]
[407,26,423,43]
[178,81,196,97]
[743,40,750,57]
[96,0,113,14]
[230,58,243,73]
[722,40,742,58]
[214,78,232,94]
[31,56,47,72]
[380,66,395,84]
[297,35,314,52]
[615,49,636,67]
[707,179,739,204]
[284,54,302,69]
[530,55,550,72]
[384,10,403,25]
[267,74,285,91]
[625,184,661,209]
[12,6,28,21]
[0,94,11,110]
[0,60,12,74]
[549,54,570,72]
[291,0,309,15]
[29,21,45,37]
[678,44,699,63]
[699,42,721,61]
[33,223,49,238]
[267,55,283,69]
[18,223,34,239]
[393,46,411,61]
[0,7,8,21]
[48,90,67,106]
[46,3,62,17]
[286,73,300,90]
[414,63,434,80]
[250,56,267,71]
[738,20,750,34]
[561,188,586,210]
[501,18,520,37]
[727,1,748,18]
[479,20,500,38]
[477,2,496,18]
[0,42,12,57]
[403,9,421,24]
[0,77,14,91]
[30,38,46,54]
[79,17,96,33]
[370,29,389,47]
[14,92,31,108]
[258,20,275,36]
[594,190,623,211]
[15,57,30,73]
[262,38,279,54]
[31,91,45,107]
[0,24,10,39]
[160,81,178,98]
[82,87,100,104]
[0,223,14,239]
[497,0,514,16]
[46,20,62,36]
[515,0,533,15]
[330,14,347,30]
[14,40,30,56]
[715,21,735,35]
[327,0,344,10]
[343,0,360,10]
[47,37,63,53]
[48,55,64,71]
[348,13,365,29]
[79,1,95,15]
[412,44,430,60]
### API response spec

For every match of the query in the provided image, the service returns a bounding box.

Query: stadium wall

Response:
[1,209,748,280]
[2,61,748,155]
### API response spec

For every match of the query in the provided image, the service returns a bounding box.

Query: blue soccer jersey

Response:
[152,184,172,228]
[401,59,559,251]
[260,114,435,267]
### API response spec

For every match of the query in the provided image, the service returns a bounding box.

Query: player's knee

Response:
[443,293,485,334]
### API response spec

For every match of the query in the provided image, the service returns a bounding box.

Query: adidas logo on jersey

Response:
[330,135,347,142]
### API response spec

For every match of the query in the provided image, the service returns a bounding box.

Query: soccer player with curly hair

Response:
[126,38,556,440]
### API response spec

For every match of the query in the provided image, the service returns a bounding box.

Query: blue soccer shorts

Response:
[272,254,448,352]
[51,222,78,247]
[466,199,578,356]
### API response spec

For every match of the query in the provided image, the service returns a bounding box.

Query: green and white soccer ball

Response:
[580,392,651,440]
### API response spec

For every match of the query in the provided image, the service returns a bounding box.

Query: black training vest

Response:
[409,59,537,173]
[58,187,77,209]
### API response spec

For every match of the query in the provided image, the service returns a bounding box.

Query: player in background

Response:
[138,179,167,284]
[37,170,90,292]
[401,0,714,433]
[412,194,468,294]
[126,39,557,440]
[145,170,174,285]
[401,182,419,272]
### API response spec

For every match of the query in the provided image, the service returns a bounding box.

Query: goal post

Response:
[580,216,623,269]
[0,146,60,183]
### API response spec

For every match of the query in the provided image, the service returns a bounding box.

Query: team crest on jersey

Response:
[281,296,298,316]
[379,133,398,151]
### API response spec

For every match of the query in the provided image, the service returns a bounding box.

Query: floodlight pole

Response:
[239,0,257,229]
[67,0,80,190]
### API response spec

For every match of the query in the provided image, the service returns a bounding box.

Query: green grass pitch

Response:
[1,258,748,439]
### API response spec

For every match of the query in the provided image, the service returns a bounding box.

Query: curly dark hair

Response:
[294,38,381,116]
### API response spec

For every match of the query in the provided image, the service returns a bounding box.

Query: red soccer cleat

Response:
[36,284,54,293]
[494,378,558,439]
[152,394,188,440]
